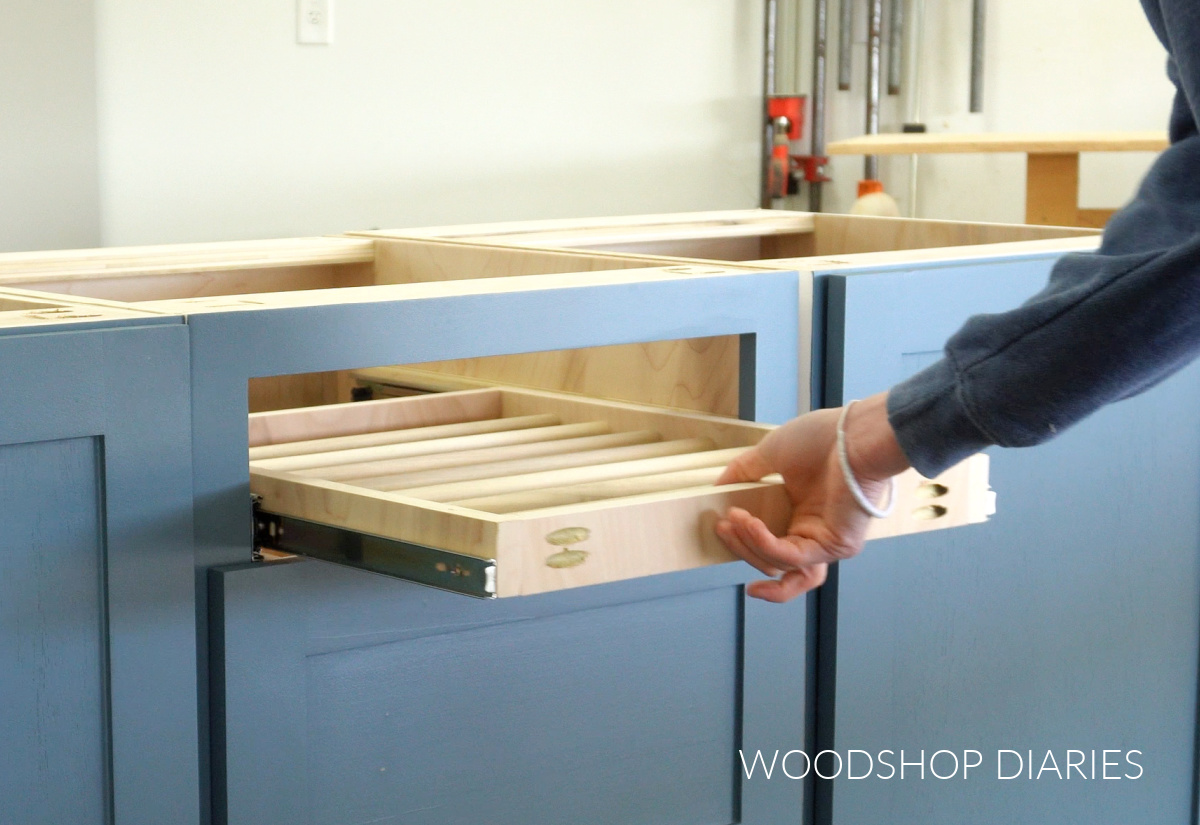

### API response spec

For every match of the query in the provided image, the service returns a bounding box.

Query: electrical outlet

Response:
[297,0,332,45]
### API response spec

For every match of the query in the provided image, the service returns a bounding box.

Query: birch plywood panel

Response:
[370,238,745,415]
[353,208,813,242]
[0,237,377,300]
[357,209,1088,260]
[249,389,993,597]
[0,232,755,416]
[388,334,741,416]
[361,210,817,261]
[370,237,682,284]
[809,214,1097,256]
[15,263,377,303]
[351,213,1090,418]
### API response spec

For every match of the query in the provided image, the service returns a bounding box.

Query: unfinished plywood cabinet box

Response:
[355,208,1097,258]
[351,209,1097,415]
[0,210,1095,416]
[0,234,761,414]
[248,388,993,597]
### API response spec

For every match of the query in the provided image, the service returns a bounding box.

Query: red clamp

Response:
[793,154,831,184]
[766,96,807,198]
[767,96,805,141]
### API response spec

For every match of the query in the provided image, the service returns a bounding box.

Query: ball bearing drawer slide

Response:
[252,499,497,598]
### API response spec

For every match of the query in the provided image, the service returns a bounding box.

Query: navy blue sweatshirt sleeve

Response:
[888,0,1200,477]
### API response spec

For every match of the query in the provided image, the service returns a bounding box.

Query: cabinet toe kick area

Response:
[248,387,996,597]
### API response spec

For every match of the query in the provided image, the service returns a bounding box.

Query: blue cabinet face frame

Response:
[0,319,199,825]
[190,269,813,824]
[816,255,1200,824]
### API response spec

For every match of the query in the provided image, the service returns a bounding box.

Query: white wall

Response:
[0,1,101,252]
[2,1,1176,250]
[785,0,1174,221]
[94,0,766,245]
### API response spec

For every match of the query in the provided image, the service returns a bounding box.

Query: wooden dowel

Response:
[401,445,746,503]
[248,412,558,460]
[307,429,655,483]
[252,419,604,472]
[362,435,702,491]
[456,466,739,513]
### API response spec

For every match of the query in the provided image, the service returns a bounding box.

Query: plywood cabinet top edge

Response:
[0,286,182,332]
[359,234,723,267]
[347,208,803,240]
[140,264,793,315]
[0,237,377,283]
[761,235,1101,274]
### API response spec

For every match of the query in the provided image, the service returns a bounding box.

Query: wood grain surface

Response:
[827,130,1168,155]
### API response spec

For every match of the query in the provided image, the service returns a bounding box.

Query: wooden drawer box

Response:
[249,387,993,598]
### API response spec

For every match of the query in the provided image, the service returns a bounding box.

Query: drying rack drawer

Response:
[248,388,993,597]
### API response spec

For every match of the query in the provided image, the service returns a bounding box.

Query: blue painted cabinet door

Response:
[818,258,1200,823]
[212,560,808,825]
[0,323,199,825]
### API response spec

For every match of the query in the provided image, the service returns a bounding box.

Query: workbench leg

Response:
[1025,152,1081,226]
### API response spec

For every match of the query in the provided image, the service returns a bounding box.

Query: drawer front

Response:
[211,559,808,825]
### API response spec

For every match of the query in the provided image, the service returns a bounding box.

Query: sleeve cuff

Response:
[886,357,995,477]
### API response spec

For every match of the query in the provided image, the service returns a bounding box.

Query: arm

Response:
[718,0,1200,599]
[898,0,1200,476]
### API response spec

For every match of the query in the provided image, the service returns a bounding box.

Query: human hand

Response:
[714,392,910,602]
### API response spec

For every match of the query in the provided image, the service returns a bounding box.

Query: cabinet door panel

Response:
[213,560,808,825]
[822,259,1200,823]
[0,437,108,823]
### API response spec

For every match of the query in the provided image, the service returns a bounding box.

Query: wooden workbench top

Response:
[827,131,1169,155]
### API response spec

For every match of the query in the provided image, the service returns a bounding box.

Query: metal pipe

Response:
[907,0,926,216]
[838,0,853,91]
[969,0,986,113]
[760,0,780,208]
[865,0,883,180]
[765,0,779,97]
[810,0,830,211]
[887,0,904,95]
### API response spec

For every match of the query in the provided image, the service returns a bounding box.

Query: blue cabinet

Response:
[6,219,1171,825]
[0,319,199,825]
[818,256,1200,823]
[195,269,811,824]
[12,238,1189,825]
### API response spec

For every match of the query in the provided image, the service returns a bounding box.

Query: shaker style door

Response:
[0,322,198,825]
[818,256,1200,824]
[211,559,809,825]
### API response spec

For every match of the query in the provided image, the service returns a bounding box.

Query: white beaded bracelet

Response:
[836,400,897,519]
